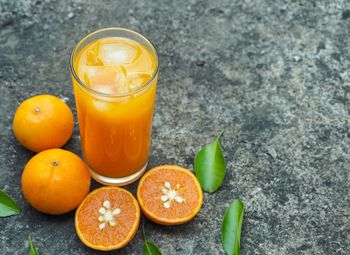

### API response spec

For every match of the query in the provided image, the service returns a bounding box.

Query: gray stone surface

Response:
[0,0,350,254]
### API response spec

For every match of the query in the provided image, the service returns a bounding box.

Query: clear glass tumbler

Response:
[70,28,158,186]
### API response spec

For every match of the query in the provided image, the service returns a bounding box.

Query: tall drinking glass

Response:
[70,28,158,186]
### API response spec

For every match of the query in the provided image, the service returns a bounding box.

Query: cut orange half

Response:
[137,165,203,225]
[75,186,140,251]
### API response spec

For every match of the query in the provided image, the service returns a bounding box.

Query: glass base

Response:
[88,162,148,186]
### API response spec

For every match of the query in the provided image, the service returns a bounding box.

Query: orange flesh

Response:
[75,187,140,250]
[137,165,203,224]
[72,37,157,178]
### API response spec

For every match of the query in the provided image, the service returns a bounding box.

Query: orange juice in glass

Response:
[70,28,158,185]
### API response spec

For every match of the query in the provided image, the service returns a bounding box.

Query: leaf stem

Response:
[29,235,39,254]
[142,224,147,241]
[29,235,33,249]
[216,130,224,141]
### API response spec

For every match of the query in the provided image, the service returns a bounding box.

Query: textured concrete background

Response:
[1,0,350,254]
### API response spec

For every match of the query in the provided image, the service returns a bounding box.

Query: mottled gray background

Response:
[1,0,350,254]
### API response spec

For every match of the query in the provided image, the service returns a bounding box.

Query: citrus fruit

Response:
[75,186,140,251]
[13,94,74,152]
[137,165,203,225]
[21,148,91,215]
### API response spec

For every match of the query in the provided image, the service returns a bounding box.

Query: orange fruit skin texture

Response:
[21,149,91,215]
[13,94,74,152]
[75,186,140,251]
[137,165,203,225]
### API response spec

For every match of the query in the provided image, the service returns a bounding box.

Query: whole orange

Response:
[13,94,74,152]
[22,148,91,215]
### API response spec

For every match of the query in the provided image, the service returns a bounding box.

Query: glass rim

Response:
[69,27,159,98]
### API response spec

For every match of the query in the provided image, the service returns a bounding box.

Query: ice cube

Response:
[92,99,109,111]
[91,85,116,94]
[127,72,152,91]
[99,43,141,66]
[85,66,127,94]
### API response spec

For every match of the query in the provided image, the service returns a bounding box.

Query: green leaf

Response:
[29,235,40,255]
[221,199,244,255]
[0,189,21,217]
[143,241,162,255]
[142,226,163,255]
[194,130,226,193]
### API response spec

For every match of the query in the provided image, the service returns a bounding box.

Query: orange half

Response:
[75,186,140,251]
[137,165,203,225]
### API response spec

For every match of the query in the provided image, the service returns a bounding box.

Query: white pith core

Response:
[161,181,184,209]
[98,200,121,229]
